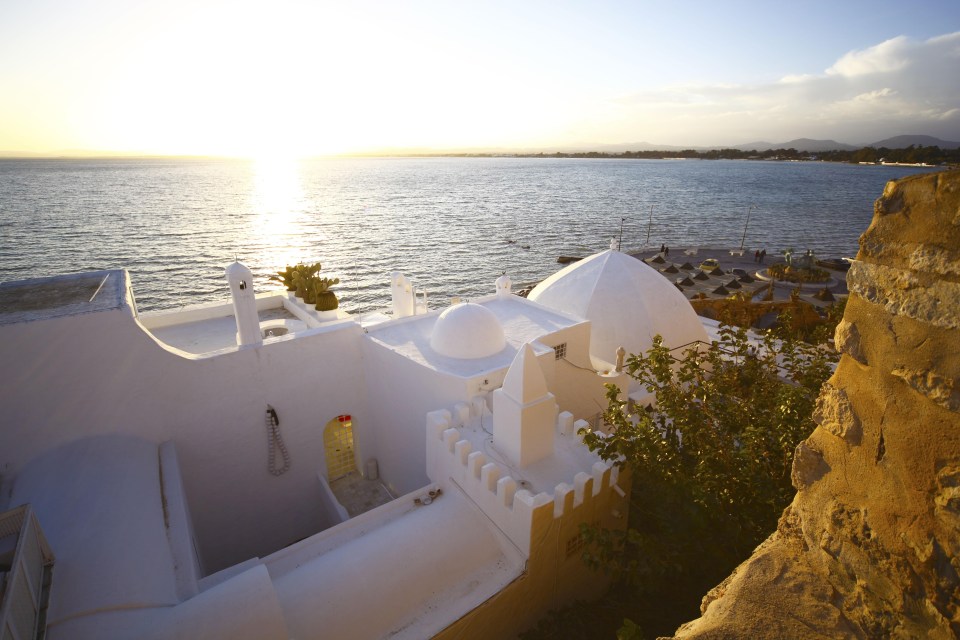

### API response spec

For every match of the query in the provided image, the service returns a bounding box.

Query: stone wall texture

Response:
[669,169,960,639]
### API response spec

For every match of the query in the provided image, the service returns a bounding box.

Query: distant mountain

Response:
[557,141,699,153]
[866,135,960,149]
[732,138,857,152]
[734,141,775,151]
[780,138,859,152]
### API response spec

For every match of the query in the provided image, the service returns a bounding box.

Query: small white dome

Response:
[430,303,506,359]
[528,249,708,363]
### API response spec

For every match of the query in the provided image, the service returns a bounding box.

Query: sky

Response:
[1,0,958,157]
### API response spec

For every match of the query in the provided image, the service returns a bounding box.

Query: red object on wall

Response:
[338,414,352,422]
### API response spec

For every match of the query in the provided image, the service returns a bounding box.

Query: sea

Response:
[0,157,940,314]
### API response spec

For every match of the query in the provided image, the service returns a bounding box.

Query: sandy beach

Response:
[627,246,849,308]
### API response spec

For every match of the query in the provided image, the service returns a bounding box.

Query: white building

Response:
[0,249,709,640]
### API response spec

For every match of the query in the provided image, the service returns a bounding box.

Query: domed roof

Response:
[528,250,708,363]
[430,302,506,359]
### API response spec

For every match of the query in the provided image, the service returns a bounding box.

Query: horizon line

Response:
[3,133,958,160]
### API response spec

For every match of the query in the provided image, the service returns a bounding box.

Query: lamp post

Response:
[618,217,625,251]
[739,204,756,252]
[645,205,654,247]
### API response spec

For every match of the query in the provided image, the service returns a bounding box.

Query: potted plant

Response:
[291,262,321,300]
[269,265,298,292]
[313,276,340,316]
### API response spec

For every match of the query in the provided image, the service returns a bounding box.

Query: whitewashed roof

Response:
[528,249,709,362]
[365,296,584,378]
[429,302,506,359]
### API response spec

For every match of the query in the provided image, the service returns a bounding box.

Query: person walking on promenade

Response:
[760,249,766,263]
[755,250,760,263]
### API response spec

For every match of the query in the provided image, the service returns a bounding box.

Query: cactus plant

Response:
[269,265,298,291]
[313,277,340,311]
[291,262,321,300]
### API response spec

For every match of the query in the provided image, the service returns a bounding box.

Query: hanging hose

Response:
[265,405,291,476]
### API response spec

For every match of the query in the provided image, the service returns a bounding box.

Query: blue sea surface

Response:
[0,157,939,313]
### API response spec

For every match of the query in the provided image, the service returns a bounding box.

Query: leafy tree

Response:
[582,325,833,577]
[523,325,836,639]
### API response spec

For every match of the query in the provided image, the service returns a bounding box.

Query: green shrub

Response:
[525,326,836,638]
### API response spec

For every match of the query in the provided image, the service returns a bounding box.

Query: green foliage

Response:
[290,262,321,301]
[569,326,835,633]
[278,262,342,309]
[617,619,645,640]
[773,298,847,346]
[519,598,641,640]
[520,144,960,165]
[767,262,830,283]
[313,277,340,311]
[269,266,297,291]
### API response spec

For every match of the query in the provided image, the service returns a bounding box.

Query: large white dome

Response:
[528,250,708,364]
[430,303,506,359]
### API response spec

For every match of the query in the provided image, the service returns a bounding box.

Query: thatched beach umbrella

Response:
[712,285,730,296]
[677,277,695,287]
[725,279,742,289]
[679,262,695,270]
[814,287,836,301]
[662,264,679,274]
[693,271,710,281]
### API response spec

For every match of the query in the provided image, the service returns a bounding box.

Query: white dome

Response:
[528,250,708,363]
[430,303,506,359]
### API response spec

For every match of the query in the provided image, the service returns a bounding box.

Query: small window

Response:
[554,343,567,360]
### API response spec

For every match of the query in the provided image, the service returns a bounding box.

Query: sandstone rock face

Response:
[670,170,960,640]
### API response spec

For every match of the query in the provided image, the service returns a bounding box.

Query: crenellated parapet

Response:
[425,403,621,556]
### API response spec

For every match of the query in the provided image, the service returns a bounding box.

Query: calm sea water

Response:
[0,157,939,313]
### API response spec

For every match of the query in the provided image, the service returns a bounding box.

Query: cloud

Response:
[852,88,897,102]
[826,36,911,77]
[610,32,960,145]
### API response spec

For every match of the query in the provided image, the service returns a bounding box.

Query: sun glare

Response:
[250,155,311,271]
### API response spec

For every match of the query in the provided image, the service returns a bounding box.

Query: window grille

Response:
[554,343,567,360]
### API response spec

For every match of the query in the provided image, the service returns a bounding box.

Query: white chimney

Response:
[225,261,262,347]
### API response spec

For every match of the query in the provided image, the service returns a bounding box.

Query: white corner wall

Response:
[0,305,369,572]
[359,339,476,497]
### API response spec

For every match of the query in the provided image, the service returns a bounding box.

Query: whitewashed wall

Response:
[524,323,613,423]
[0,304,368,572]
[358,340,474,497]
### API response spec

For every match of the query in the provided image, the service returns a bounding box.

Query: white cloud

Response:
[826,36,910,77]
[779,74,816,84]
[853,88,897,102]
[609,32,960,145]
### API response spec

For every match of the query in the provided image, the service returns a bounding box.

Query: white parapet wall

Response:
[425,407,620,557]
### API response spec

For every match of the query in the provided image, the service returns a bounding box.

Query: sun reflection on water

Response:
[249,156,316,277]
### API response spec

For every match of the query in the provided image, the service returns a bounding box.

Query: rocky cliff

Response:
[670,169,960,639]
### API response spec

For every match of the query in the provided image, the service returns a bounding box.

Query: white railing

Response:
[0,505,55,640]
